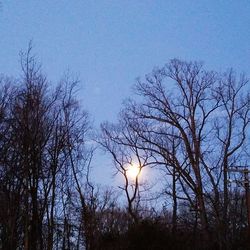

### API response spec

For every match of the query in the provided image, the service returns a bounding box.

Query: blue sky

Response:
[0,0,249,185]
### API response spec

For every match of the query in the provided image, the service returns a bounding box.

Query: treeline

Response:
[0,48,250,250]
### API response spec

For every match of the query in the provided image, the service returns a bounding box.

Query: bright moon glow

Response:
[127,164,140,179]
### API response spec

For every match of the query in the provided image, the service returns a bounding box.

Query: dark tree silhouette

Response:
[0,50,249,250]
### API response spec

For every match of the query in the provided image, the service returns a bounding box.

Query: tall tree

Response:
[0,46,93,250]
[100,59,250,248]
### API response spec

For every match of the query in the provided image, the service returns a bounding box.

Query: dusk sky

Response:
[0,1,250,185]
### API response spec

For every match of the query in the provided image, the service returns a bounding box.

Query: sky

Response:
[0,0,250,185]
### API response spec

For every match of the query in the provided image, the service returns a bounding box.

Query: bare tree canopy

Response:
[0,51,250,249]
[100,59,250,249]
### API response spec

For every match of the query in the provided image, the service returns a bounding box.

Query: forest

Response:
[0,47,250,250]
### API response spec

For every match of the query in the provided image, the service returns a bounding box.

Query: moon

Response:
[127,163,140,179]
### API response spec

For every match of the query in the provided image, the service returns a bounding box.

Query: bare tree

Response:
[0,46,94,250]
[100,114,155,224]
[100,59,250,248]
